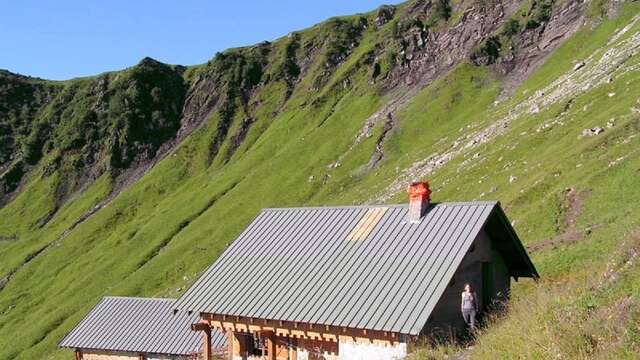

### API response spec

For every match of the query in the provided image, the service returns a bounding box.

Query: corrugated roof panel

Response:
[218,209,320,316]
[268,208,362,320]
[328,207,419,327]
[59,297,226,355]
[352,205,459,331]
[282,208,366,320]
[177,210,276,312]
[346,207,439,329]
[321,207,406,326]
[175,201,535,335]
[234,209,329,317]
[383,205,486,333]
[404,205,495,334]
[304,208,405,325]
[200,210,295,313]
[247,208,355,319]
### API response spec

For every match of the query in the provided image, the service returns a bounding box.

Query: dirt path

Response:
[528,188,593,253]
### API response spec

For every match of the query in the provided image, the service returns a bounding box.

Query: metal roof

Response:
[59,297,226,355]
[175,201,537,335]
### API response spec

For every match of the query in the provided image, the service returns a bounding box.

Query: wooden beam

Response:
[192,323,212,360]
[74,349,82,360]
[263,330,276,360]
[192,323,210,331]
[203,328,212,360]
[203,313,405,344]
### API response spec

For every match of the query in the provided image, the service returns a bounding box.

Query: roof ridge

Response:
[103,296,176,302]
[262,201,498,211]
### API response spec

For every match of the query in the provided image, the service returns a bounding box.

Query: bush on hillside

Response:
[323,17,366,67]
[471,36,502,65]
[431,0,452,24]
[502,18,522,38]
[526,0,553,29]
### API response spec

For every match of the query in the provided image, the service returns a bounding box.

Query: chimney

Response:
[407,181,431,223]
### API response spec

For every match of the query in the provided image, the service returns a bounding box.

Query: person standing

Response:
[461,283,479,332]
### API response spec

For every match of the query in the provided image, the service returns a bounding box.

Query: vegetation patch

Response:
[1,2,640,359]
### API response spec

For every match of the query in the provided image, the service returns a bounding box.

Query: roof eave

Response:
[493,203,540,279]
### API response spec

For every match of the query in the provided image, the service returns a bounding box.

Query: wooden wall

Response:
[79,350,138,360]
[228,332,339,360]
[79,349,191,360]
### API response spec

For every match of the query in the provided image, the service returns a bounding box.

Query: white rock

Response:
[581,127,604,137]
[607,119,615,128]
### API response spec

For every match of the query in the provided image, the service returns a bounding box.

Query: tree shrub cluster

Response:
[526,0,554,29]
[323,17,366,67]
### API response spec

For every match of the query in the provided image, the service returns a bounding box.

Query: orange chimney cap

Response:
[407,181,431,200]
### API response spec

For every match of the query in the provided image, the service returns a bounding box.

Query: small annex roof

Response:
[59,297,227,355]
[175,202,538,335]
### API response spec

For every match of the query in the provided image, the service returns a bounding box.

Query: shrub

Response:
[526,0,553,29]
[277,36,300,80]
[432,0,452,22]
[587,0,609,20]
[502,18,521,38]
[471,36,502,65]
[323,17,365,67]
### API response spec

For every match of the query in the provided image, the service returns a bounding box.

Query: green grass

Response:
[1,1,640,359]
[408,3,640,358]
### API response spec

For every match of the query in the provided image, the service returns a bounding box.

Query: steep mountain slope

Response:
[1,0,639,358]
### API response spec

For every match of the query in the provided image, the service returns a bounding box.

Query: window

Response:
[241,333,264,356]
[250,334,265,356]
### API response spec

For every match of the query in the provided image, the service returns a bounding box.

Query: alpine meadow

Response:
[1,0,640,358]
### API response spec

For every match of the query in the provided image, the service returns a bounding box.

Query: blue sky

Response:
[1,1,402,80]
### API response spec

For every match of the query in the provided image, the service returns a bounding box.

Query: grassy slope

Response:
[409,6,640,359]
[0,3,639,360]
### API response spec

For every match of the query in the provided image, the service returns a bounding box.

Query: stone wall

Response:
[295,337,339,360]
[338,337,406,360]
[228,332,407,360]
